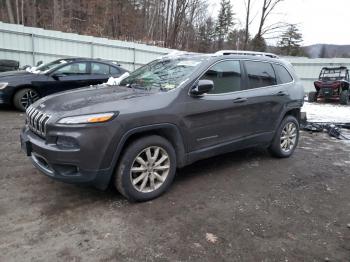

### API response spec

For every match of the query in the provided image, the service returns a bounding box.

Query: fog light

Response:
[56,136,79,149]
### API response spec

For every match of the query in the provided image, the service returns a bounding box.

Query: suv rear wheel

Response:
[340,90,349,105]
[269,115,299,158]
[115,135,176,202]
[13,88,40,111]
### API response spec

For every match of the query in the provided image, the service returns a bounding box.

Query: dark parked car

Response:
[20,51,304,201]
[309,66,350,105]
[0,58,128,111]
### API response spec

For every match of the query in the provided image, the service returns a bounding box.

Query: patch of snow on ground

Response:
[301,102,350,123]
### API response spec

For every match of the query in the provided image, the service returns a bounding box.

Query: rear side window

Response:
[200,60,242,94]
[244,61,277,89]
[91,63,110,75]
[274,64,293,84]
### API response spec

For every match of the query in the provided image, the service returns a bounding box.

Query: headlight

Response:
[0,82,8,90]
[57,112,116,124]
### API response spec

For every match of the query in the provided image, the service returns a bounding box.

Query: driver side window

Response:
[200,60,242,94]
[55,62,88,75]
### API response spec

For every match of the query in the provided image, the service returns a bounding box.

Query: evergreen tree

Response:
[197,17,215,52]
[215,0,234,49]
[227,29,246,50]
[278,24,304,56]
[251,35,267,52]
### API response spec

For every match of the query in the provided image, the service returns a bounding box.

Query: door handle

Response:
[233,97,248,103]
[275,91,288,96]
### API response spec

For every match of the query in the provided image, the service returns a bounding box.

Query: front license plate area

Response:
[21,138,32,156]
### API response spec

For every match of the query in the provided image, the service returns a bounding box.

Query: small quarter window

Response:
[110,66,120,75]
[244,61,277,89]
[200,60,242,94]
[274,64,293,84]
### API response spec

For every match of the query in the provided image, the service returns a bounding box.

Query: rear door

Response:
[242,60,290,135]
[87,62,123,85]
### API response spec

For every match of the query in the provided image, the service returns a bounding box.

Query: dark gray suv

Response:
[20,51,304,201]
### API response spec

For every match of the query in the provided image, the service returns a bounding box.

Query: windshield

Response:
[320,68,347,81]
[29,59,73,74]
[120,57,207,91]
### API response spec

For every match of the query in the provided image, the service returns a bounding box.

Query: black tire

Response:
[340,90,349,105]
[13,88,40,111]
[269,115,300,158]
[308,91,317,102]
[115,135,177,202]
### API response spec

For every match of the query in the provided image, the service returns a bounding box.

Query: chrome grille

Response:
[26,106,51,137]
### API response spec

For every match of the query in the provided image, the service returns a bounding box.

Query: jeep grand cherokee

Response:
[20,51,304,201]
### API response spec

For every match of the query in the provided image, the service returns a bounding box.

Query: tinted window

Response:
[91,63,110,75]
[110,66,120,75]
[200,60,242,94]
[245,61,276,89]
[274,64,293,84]
[55,62,88,75]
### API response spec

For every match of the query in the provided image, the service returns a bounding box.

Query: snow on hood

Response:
[105,72,130,86]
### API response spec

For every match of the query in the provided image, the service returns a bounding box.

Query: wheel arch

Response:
[283,108,301,123]
[112,124,187,172]
[272,107,301,137]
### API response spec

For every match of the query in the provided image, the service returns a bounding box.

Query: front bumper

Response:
[0,91,11,105]
[20,125,119,190]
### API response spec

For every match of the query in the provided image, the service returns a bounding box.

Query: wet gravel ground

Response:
[0,109,349,262]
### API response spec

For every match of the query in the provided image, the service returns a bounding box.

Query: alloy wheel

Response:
[280,122,297,153]
[20,90,39,109]
[130,146,170,193]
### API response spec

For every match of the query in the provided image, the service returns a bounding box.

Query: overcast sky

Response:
[209,0,350,46]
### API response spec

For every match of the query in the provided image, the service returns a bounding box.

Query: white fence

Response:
[1,22,350,91]
[0,22,172,71]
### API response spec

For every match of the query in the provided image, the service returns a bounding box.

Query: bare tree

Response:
[243,0,251,49]
[5,0,15,24]
[257,0,284,38]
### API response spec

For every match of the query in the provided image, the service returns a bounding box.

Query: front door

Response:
[43,62,90,96]
[182,60,253,151]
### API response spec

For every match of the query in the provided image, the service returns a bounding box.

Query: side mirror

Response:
[52,73,65,80]
[190,80,214,96]
[36,60,43,66]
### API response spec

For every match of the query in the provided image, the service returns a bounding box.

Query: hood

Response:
[0,70,33,78]
[32,85,153,114]
[0,70,40,83]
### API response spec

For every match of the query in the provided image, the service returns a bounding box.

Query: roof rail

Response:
[214,50,280,59]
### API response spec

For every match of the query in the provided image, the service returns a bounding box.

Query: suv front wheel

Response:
[269,115,300,158]
[115,135,176,202]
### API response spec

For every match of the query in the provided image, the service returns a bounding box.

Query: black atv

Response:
[309,66,350,105]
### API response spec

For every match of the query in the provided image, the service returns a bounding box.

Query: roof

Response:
[49,57,122,67]
[214,50,280,59]
[321,66,348,70]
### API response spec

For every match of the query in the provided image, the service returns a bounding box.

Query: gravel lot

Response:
[1,109,350,262]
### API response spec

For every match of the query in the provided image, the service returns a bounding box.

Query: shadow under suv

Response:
[20,51,304,201]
